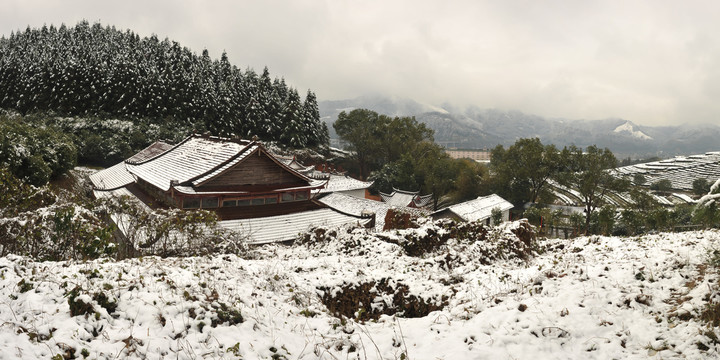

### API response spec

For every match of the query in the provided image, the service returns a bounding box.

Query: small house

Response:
[431,194,513,225]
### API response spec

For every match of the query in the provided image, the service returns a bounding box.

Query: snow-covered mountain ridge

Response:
[613,121,653,140]
[320,96,720,157]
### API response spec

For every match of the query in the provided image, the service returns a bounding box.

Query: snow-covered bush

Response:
[0,167,55,217]
[694,178,720,228]
[318,278,448,322]
[0,202,115,261]
[383,208,421,230]
[98,196,247,258]
[1,168,114,260]
[0,116,77,185]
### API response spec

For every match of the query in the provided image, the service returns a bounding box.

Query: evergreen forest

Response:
[0,21,328,151]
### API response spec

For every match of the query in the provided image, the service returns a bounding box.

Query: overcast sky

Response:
[3,0,720,126]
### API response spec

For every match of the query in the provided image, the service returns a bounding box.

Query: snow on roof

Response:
[93,186,126,200]
[126,135,252,191]
[438,194,513,222]
[318,192,426,231]
[672,193,696,204]
[317,174,373,194]
[219,208,371,244]
[89,162,135,190]
[125,141,174,164]
[380,188,433,207]
[90,141,176,191]
[275,155,309,171]
[303,169,331,180]
[652,194,675,206]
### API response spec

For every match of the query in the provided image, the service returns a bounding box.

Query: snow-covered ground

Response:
[1,222,719,359]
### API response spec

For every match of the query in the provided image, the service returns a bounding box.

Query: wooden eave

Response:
[171,182,325,196]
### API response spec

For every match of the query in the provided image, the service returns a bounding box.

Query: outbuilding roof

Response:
[89,162,135,191]
[90,140,174,191]
[318,192,426,231]
[125,141,174,164]
[434,194,513,222]
[315,174,374,194]
[219,208,371,244]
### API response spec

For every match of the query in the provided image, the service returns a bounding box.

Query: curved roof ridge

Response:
[392,187,420,195]
[125,135,194,165]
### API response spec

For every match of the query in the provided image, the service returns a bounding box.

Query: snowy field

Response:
[1,222,719,359]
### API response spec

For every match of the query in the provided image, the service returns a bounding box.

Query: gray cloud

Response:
[2,0,720,126]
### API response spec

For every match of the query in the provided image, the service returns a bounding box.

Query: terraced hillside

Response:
[614,152,720,191]
[546,151,720,209]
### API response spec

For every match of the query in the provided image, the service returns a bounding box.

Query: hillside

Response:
[320,96,720,157]
[0,22,328,149]
[2,220,719,359]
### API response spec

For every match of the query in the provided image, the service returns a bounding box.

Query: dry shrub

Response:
[701,302,720,327]
[299,227,338,245]
[377,226,450,257]
[378,219,488,257]
[511,220,536,250]
[319,278,447,322]
[383,209,420,230]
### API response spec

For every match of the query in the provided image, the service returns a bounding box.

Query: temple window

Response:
[184,198,200,209]
[202,197,219,208]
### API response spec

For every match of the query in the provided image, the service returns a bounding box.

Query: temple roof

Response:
[314,174,374,194]
[125,135,253,191]
[125,141,174,164]
[92,135,329,197]
[123,135,312,193]
[379,188,433,208]
[276,155,311,172]
[189,144,261,186]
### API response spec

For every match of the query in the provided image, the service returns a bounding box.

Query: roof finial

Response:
[252,135,259,142]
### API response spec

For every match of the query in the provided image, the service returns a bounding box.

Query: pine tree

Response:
[280,89,306,147]
[302,90,327,147]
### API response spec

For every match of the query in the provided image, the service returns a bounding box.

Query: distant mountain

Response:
[320,96,720,158]
[319,95,450,139]
[613,122,652,140]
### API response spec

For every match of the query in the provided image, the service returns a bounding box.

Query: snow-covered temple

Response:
[91,134,327,219]
[89,134,376,241]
